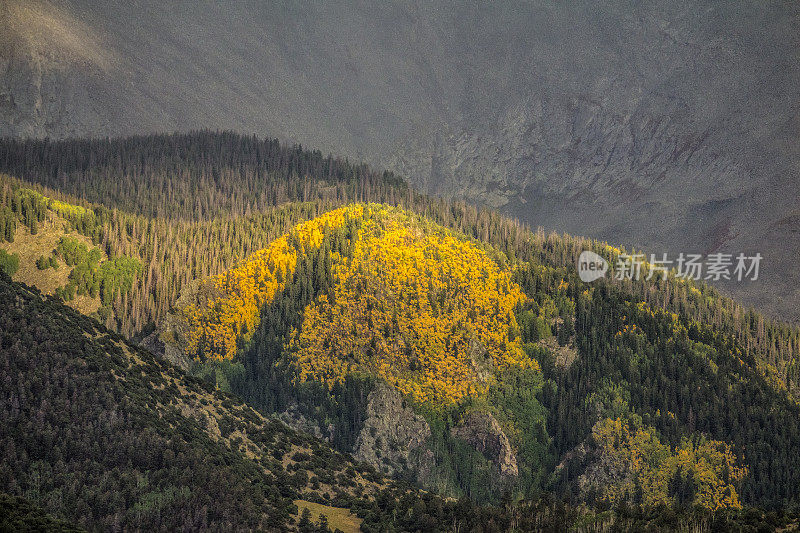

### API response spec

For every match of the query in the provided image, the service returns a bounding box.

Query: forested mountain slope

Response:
[3,0,799,320]
[0,132,420,337]
[3,131,800,377]
[0,133,411,221]
[2,133,800,528]
[0,272,406,531]
[1,132,799,410]
[6,272,776,532]
[159,204,800,513]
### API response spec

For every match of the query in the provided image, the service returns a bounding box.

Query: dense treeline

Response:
[0,132,411,220]
[0,184,48,241]
[354,488,799,533]
[0,493,84,532]
[515,235,800,404]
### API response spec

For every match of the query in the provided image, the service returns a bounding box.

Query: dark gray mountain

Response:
[2,0,799,319]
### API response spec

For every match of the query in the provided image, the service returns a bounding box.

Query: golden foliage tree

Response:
[584,417,746,511]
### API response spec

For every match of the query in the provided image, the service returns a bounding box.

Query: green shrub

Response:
[0,249,19,276]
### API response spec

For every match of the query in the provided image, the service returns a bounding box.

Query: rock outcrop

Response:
[278,403,332,442]
[450,411,518,481]
[353,383,434,480]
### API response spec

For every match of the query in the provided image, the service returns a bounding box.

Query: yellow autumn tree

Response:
[584,417,746,511]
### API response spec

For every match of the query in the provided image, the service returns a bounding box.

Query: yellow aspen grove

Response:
[182,205,363,360]
[586,417,746,511]
[290,206,537,406]
[176,204,539,406]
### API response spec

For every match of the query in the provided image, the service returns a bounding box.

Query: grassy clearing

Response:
[294,500,362,533]
[1,213,101,314]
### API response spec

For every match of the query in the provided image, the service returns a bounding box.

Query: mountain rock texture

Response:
[2,0,799,319]
[451,412,519,481]
[352,383,434,480]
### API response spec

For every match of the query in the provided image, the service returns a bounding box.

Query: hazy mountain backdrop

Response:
[2,0,799,319]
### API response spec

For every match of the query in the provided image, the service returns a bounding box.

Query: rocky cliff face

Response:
[350,385,521,491]
[4,0,799,320]
[451,411,518,482]
[352,383,435,481]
